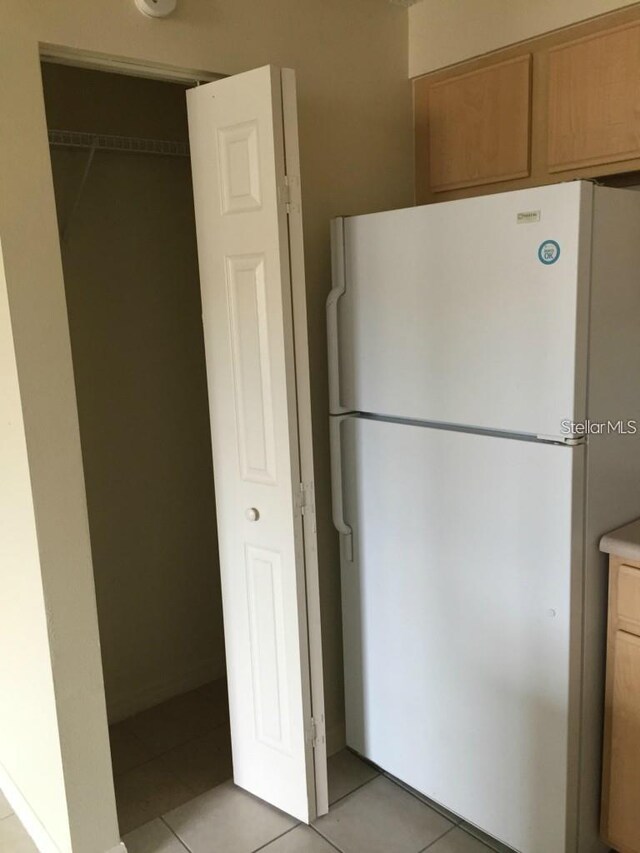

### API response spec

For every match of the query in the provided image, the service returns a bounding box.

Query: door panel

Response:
[226,253,277,484]
[334,182,591,438]
[187,65,325,823]
[340,416,584,853]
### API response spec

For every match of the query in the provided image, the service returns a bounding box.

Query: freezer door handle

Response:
[327,217,348,415]
[329,416,353,561]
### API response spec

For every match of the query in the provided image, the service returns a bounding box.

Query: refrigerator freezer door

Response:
[340,417,584,853]
[333,182,591,438]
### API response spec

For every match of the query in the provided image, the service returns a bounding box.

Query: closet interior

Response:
[41,61,232,834]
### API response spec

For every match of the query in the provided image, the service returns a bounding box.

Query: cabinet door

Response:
[606,629,640,850]
[548,22,640,172]
[422,54,531,193]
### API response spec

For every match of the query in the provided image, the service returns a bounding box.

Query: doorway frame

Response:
[1,37,325,852]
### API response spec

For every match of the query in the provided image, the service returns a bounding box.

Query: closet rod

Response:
[48,128,190,158]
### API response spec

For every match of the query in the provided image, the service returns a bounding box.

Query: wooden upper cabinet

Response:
[424,55,532,193]
[414,7,640,204]
[547,22,640,172]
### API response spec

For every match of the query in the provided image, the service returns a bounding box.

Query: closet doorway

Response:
[41,62,231,834]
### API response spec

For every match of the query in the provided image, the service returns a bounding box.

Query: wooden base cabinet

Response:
[602,556,640,853]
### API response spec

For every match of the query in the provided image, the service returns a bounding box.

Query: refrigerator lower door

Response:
[340,417,584,853]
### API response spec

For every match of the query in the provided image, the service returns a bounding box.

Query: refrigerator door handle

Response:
[329,415,353,562]
[327,217,348,415]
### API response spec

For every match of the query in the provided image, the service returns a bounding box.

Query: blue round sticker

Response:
[538,240,560,265]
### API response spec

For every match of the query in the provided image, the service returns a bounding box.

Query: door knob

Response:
[245,507,260,522]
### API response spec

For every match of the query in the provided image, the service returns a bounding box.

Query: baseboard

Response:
[106,657,225,723]
[0,760,63,853]
[107,844,127,853]
[326,719,346,756]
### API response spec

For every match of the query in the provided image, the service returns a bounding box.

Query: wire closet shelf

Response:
[48,128,190,158]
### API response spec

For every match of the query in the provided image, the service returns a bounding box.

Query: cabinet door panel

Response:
[426,55,531,192]
[607,629,640,850]
[548,22,640,172]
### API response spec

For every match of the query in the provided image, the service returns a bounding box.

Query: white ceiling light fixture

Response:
[135,0,177,18]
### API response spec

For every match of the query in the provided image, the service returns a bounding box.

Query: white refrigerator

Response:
[327,182,640,853]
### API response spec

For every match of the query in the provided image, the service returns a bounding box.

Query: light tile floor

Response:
[110,679,233,834]
[1,725,514,853]
[128,749,513,853]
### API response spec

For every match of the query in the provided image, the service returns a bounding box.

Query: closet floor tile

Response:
[160,723,232,796]
[258,825,340,852]
[122,678,229,757]
[123,818,190,853]
[163,780,297,853]
[327,748,379,804]
[0,789,12,820]
[163,679,229,732]
[115,756,196,835]
[0,815,39,852]
[427,826,498,853]
[313,775,453,853]
[109,722,155,776]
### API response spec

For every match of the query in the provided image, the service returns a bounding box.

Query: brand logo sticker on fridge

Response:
[517,210,541,224]
[538,240,560,265]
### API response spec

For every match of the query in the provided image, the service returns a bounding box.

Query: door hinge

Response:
[307,714,326,749]
[279,175,300,215]
[295,481,314,516]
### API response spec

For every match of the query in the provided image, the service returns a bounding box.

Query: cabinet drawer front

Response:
[617,564,640,634]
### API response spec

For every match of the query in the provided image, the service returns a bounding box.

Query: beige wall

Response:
[408,0,639,77]
[0,242,73,852]
[0,2,413,851]
[42,63,226,723]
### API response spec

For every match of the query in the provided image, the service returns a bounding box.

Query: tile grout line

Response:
[312,767,459,853]
[383,772,463,826]
[326,771,381,808]
[309,823,346,853]
[417,824,457,852]
[382,773,508,852]
[344,751,462,825]
[250,823,301,853]
[160,815,195,853]
[455,823,513,853]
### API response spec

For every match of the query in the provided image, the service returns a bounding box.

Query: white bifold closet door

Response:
[186,66,327,823]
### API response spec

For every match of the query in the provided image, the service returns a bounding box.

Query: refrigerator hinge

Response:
[307,714,326,749]
[536,434,586,446]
